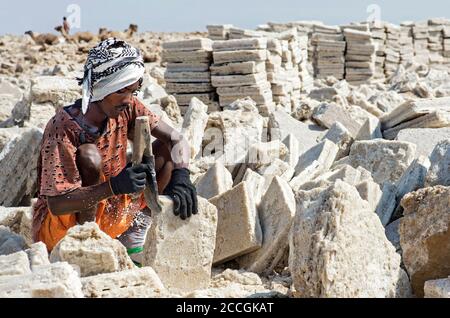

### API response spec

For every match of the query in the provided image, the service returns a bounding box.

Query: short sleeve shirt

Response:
[32,97,160,244]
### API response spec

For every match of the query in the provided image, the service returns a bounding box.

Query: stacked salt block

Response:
[427,19,445,70]
[343,27,375,85]
[228,27,265,40]
[265,30,309,111]
[266,37,294,111]
[311,24,346,80]
[444,25,450,67]
[399,23,415,67]
[384,23,401,78]
[162,38,217,114]
[370,22,387,82]
[306,22,324,63]
[262,22,291,32]
[211,38,275,115]
[296,34,314,93]
[412,21,430,65]
[207,24,233,40]
[259,21,330,86]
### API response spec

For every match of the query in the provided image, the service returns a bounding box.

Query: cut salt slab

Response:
[186,269,272,298]
[0,206,32,245]
[400,186,450,297]
[396,127,450,158]
[355,118,383,141]
[290,160,326,192]
[395,156,430,206]
[206,108,264,167]
[25,242,49,268]
[49,222,134,277]
[165,82,213,94]
[375,182,397,226]
[269,108,324,157]
[293,139,339,178]
[212,38,267,52]
[0,262,83,298]
[236,177,295,274]
[166,62,210,73]
[282,134,300,169]
[181,97,209,159]
[0,250,31,278]
[210,61,266,75]
[30,76,81,108]
[211,72,267,87]
[81,267,166,298]
[162,50,212,63]
[355,180,383,213]
[383,111,450,140]
[348,139,416,185]
[241,168,266,207]
[290,180,412,298]
[142,196,218,293]
[425,140,450,187]
[162,38,213,52]
[209,182,262,265]
[380,97,450,130]
[312,102,362,137]
[299,164,365,191]
[196,162,233,199]
[257,158,294,182]
[213,50,267,64]
[164,71,211,83]
[321,121,353,160]
[0,127,43,207]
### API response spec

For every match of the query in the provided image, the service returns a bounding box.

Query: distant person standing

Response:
[63,16,70,35]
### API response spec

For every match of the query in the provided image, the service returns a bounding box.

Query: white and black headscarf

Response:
[79,38,145,114]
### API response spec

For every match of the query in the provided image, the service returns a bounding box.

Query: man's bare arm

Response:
[47,182,114,216]
[151,120,190,169]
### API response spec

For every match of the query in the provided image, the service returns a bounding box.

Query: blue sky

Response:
[0,0,448,35]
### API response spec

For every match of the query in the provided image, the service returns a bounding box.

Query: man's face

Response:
[98,80,141,119]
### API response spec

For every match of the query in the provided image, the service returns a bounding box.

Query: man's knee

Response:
[76,144,102,180]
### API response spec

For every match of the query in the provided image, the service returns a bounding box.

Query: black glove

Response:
[163,168,198,220]
[110,163,149,195]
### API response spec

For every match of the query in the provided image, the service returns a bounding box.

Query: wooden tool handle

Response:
[132,116,153,165]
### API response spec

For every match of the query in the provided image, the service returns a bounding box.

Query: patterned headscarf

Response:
[79,38,145,114]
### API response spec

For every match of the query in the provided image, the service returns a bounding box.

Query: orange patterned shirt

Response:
[32,97,160,251]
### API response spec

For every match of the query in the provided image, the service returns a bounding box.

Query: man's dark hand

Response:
[163,168,198,220]
[110,162,149,195]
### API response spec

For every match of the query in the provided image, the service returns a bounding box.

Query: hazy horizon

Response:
[0,0,448,36]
